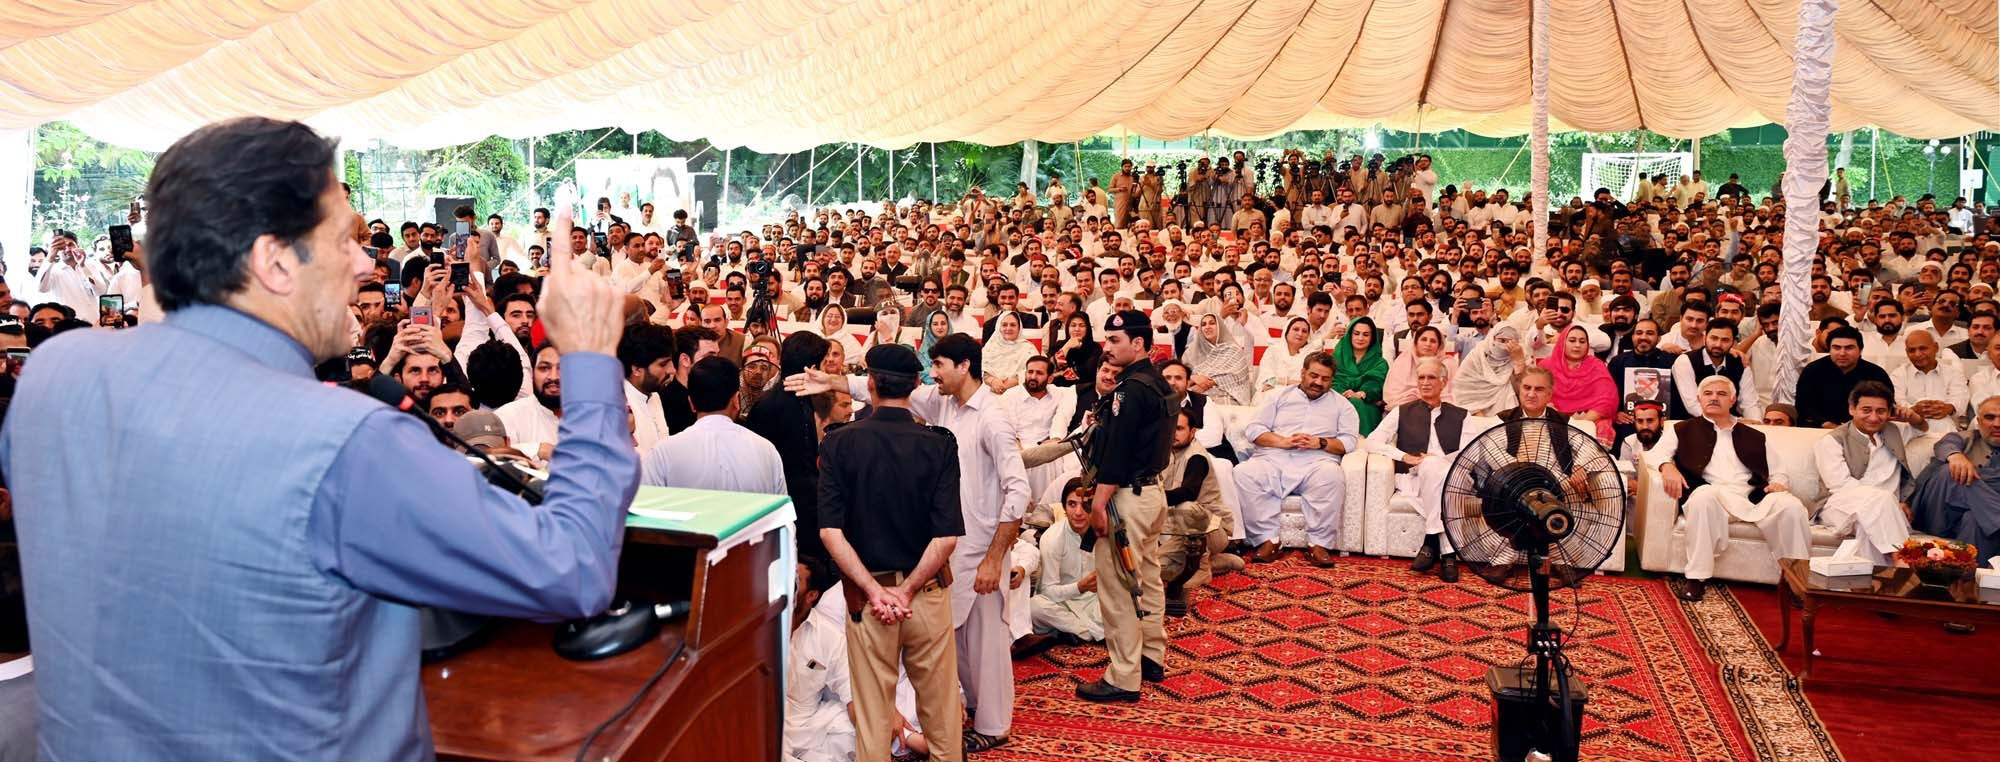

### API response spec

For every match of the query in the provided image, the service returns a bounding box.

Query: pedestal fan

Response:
[1439,417,1629,762]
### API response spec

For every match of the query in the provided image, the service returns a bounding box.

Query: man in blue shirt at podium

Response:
[0,117,639,762]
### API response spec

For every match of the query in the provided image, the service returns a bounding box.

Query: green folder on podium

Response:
[625,485,793,547]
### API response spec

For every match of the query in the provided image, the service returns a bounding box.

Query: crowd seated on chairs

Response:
[8,146,2000,761]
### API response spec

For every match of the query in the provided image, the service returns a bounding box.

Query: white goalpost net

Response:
[1580,152,1695,201]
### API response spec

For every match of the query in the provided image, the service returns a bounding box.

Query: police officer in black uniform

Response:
[1075,309,1175,703]
[816,344,966,760]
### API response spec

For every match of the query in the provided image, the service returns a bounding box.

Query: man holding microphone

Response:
[1,118,637,761]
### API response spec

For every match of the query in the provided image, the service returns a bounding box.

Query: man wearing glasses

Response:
[908,279,946,331]
[1527,291,1608,359]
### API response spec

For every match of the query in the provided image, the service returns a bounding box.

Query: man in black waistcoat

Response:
[1652,375,1809,601]
[1363,357,1469,581]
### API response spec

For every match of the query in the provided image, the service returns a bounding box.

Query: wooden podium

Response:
[424,489,794,762]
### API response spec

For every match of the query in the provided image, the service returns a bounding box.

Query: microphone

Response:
[364,374,545,503]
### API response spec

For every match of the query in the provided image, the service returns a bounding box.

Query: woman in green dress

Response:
[1333,317,1389,434]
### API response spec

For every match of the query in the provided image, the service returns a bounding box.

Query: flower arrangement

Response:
[1893,538,1978,585]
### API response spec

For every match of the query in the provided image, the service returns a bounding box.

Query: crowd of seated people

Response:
[4,148,1998,760]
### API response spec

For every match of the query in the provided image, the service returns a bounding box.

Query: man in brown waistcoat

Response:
[1365,357,1469,582]
[1651,375,1810,601]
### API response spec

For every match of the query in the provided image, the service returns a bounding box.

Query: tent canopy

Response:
[1,0,1993,151]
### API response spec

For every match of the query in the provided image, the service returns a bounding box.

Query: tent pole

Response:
[808,147,816,208]
[722,147,731,222]
[855,143,864,204]
[930,143,938,201]
[1692,136,1702,172]
[888,148,895,201]
[1529,0,1550,259]
[1869,127,1879,203]
[1771,0,1838,405]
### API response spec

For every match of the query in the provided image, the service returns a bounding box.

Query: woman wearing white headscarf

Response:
[981,311,1035,394]
[814,305,863,363]
[1452,324,1526,416]
[1185,313,1255,406]
[1254,316,1314,403]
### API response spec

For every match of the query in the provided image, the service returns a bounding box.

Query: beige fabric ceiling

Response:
[0,0,1993,151]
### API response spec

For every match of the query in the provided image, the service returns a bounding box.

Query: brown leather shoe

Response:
[1251,541,1281,563]
[1308,546,1338,568]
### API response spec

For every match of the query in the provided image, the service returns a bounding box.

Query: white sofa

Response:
[1636,423,1863,584]
[1209,403,1379,553]
[1357,416,1629,573]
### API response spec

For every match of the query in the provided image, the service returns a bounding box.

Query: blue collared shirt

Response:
[2,304,640,761]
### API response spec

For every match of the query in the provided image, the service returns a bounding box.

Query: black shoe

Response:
[1141,657,1166,682]
[1677,578,1708,602]
[1075,678,1142,703]
[1411,545,1438,573]
[1011,633,1058,660]
[1437,555,1460,583]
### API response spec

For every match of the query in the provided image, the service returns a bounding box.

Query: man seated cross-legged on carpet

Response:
[1029,479,1106,645]
[785,558,935,762]
[1651,375,1810,602]
[1234,350,1362,568]
[1365,357,1469,582]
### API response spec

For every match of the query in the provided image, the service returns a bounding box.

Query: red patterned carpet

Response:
[995,556,1772,762]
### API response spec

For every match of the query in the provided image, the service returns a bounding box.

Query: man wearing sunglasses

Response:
[1526,291,1607,359]
[908,279,945,331]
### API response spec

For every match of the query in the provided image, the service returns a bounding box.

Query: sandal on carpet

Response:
[962,729,1008,753]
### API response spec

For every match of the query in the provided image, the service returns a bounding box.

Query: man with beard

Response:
[1913,395,2000,568]
[1001,356,1078,502]
[747,332,832,559]
[1451,288,1494,358]
[453,288,535,400]
[1671,321,1760,420]
[791,277,830,322]
[1620,402,1668,467]
[660,325,720,434]
[1596,295,1641,359]
[735,339,780,419]
[495,343,565,465]
[1863,300,1912,372]
[1808,274,1848,322]
[618,323,675,452]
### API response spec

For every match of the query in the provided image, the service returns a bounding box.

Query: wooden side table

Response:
[1776,559,2000,681]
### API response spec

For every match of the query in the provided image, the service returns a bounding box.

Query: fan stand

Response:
[1487,545,1586,762]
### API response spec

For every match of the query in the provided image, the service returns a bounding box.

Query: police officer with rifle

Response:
[1074,310,1174,703]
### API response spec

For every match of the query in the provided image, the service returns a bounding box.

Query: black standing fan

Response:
[1439,417,1629,762]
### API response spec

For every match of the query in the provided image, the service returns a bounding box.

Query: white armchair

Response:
[1636,424,1857,584]
[1361,416,1629,573]
[1209,403,1377,553]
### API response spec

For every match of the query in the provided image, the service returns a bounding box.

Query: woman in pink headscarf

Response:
[1538,325,1618,443]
